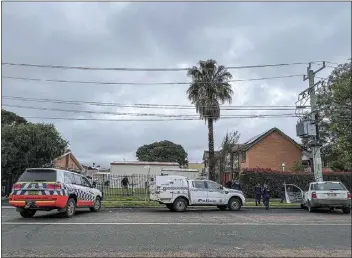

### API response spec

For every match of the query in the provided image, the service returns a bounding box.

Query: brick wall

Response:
[54,153,82,172]
[246,131,302,171]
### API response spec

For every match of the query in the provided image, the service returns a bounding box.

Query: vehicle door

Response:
[189,180,207,205]
[81,176,96,206]
[71,173,87,206]
[284,184,304,204]
[205,180,223,205]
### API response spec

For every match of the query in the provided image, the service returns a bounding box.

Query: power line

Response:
[2,96,309,110]
[2,74,304,85]
[18,115,299,122]
[1,61,326,72]
[2,104,298,117]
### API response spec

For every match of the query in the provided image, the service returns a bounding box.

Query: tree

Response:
[219,130,240,182]
[136,140,188,167]
[1,111,68,183]
[301,61,352,170]
[186,59,233,180]
[1,109,27,126]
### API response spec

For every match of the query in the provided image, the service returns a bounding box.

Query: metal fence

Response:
[92,174,151,201]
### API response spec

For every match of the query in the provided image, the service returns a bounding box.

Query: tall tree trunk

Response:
[208,118,215,181]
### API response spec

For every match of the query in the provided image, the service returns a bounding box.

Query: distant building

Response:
[53,151,84,174]
[109,161,180,188]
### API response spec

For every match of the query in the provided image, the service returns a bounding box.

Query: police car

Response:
[9,168,103,218]
[149,175,245,212]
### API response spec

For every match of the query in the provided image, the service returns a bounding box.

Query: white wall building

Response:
[109,161,180,188]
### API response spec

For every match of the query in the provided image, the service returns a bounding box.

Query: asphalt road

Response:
[1,207,351,257]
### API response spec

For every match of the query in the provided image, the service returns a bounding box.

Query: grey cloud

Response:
[2,2,350,167]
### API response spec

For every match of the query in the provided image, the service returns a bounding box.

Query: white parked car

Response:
[285,181,351,214]
[149,175,245,212]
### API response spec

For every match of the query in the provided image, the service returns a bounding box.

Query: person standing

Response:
[121,176,129,196]
[280,182,286,203]
[254,183,262,206]
[262,184,270,210]
[231,180,242,191]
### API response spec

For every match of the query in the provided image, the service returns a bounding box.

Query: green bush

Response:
[239,168,352,198]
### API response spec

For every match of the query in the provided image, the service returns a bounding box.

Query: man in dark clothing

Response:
[121,176,129,196]
[262,184,270,210]
[254,183,262,206]
[280,182,286,203]
[225,181,232,188]
[231,180,242,191]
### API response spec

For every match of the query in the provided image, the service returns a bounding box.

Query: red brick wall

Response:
[54,154,81,172]
[245,131,302,171]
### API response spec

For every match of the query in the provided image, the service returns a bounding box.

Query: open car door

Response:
[284,184,304,204]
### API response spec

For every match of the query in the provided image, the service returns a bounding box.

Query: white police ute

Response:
[149,175,245,212]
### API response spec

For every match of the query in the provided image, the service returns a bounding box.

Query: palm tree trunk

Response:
[207,118,216,181]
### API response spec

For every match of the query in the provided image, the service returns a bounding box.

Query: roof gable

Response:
[239,127,302,152]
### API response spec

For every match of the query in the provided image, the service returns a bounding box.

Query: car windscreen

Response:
[312,182,346,191]
[17,169,57,182]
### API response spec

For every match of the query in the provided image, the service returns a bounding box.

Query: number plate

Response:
[328,193,336,197]
[29,191,40,195]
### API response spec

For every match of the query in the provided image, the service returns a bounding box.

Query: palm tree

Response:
[186,59,234,181]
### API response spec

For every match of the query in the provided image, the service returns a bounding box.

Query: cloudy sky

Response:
[2,2,351,168]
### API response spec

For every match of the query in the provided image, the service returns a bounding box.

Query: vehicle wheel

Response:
[64,198,76,218]
[19,210,36,218]
[90,197,101,212]
[342,207,351,214]
[166,204,174,211]
[173,197,187,212]
[307,201,315,213]
[217,205,227,211]
[228,197,242,211]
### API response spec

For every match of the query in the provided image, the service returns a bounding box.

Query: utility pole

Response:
[303,62,325,182]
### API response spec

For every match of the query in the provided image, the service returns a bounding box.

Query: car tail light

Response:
[46,184,62,190]
[12,184,21,190]
[348,192,351,199]
[312,192,317,199]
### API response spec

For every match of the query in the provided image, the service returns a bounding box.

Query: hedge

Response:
[239,168,352,198]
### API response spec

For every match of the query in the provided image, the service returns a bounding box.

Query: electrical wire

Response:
[16,115,300,122]
[1,61,326,72]
[2,74,304,85]
[2,96,310,110]
[2,104,298,117]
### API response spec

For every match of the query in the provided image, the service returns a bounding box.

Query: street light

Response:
[282,162,286,172]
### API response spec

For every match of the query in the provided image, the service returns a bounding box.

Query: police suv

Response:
[149,175,245,212]
[9,168,103,218]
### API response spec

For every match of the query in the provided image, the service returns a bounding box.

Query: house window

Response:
[241,152,246,162]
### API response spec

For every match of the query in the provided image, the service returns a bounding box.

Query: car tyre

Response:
[20,210,36,218]
[64,198,76,218]
[173,197,187,212]
[228,197,242,211]
[90,197,101,212]
[217,205,227,211]
[342,207,351,214]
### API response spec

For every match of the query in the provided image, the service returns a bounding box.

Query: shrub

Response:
[239,168,352,198]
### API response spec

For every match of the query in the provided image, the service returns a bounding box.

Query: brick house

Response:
[53,151,84,174]
[203,127,304,182]
[232,127,303,173]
